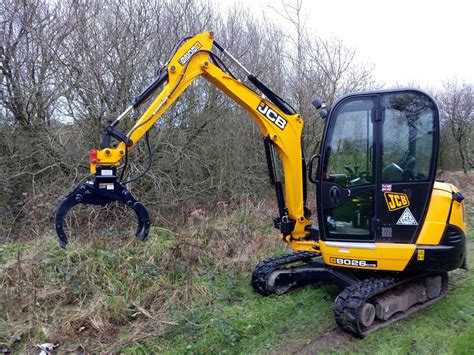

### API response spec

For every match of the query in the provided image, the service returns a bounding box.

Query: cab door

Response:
[376,90,439,243]
[317,95,377,242]
[316,89,438,244]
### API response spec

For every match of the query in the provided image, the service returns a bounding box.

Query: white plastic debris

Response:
[36,343,59,355]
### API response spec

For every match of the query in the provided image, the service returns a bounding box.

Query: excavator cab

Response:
[255,88,466,337]
[317,89,439,244]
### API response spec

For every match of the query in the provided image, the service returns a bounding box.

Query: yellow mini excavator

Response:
[55,31,467,337]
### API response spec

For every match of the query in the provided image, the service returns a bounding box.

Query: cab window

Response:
[323,99,374,188]
[382,93,436,182]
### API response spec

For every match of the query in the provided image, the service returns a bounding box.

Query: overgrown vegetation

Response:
[2,0,472,239]
[0,0,377,239]
[1,186,473,353]
[0,197,285,352]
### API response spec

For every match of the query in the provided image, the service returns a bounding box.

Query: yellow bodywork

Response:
[315,182,465,272]
[90,149,124,173]
[415,183,452,244]
[319,241,416,271]
[448,184,466,232]
[89,31,464,272]
[416,181,466,244]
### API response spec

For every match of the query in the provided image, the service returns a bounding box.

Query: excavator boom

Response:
[55,31,315,249]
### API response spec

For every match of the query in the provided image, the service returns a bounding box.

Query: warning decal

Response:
[396,208,418,225]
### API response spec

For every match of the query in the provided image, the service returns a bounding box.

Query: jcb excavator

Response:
[55,31,467,337]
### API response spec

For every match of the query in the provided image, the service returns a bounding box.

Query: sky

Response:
[222,0,474,89]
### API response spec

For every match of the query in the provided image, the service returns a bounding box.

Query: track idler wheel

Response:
[55,180,150,248]
[359,303,376,328]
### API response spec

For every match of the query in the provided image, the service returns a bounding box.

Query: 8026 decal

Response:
[329,257,378,268]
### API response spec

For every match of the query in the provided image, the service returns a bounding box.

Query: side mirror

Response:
[312,98,328,119]
[320,109,328,119]
[312,98,326,110]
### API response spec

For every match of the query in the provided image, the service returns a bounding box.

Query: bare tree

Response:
[1,0,74,127]
[268,0,376,158]
[438,80,474,173]
[0,0,387,240]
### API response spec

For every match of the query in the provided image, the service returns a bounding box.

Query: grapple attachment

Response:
[55,166,150,248]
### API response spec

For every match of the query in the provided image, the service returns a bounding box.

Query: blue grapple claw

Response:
[55,166,150,248]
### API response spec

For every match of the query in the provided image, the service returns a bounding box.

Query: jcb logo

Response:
[384,192,410,211]
[257,101,288,130]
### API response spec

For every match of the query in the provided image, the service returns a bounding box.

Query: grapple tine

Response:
[55,184,91,248]
[54,171,151,248]
[131,201,151,241]
[118,187,151,242]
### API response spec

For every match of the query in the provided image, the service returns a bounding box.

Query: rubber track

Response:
[334,274,448,337]
[251,251,317,296]
[334,277,397,337]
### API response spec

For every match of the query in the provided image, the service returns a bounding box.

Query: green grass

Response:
[1,199,473,354]
[120,256,474,354]
[336,223,474,355]
[348,272,474,355]
[128,279,338,354]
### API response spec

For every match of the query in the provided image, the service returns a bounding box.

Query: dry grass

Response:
[0,195,286,353]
